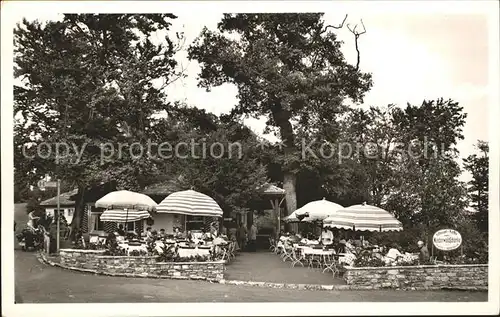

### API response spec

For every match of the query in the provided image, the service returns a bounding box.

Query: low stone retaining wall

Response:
[59,249,224,281]
[344,264,488,290]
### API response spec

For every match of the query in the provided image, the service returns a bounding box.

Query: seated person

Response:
[147,230,158,243]
[173,227,183,239]
[352,238,363,248]
[209,222,218,237]
[144,227,153,239]
[384,244,403,265]
[321,227,334,245]
[288,234,301,244]
[158,228,166,240]
[373,246,385,261]
[337,239,347,253]
[201,229,213,241]
[345,239,356,254]
[105,232,118,248]
[116,224,125,237]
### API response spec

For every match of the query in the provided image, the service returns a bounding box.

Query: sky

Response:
[162,12,490,159]
[12,10,491,181]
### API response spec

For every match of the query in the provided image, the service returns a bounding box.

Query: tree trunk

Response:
[283,172,297,233]
[270,102,297,222]
[283,173,297,215]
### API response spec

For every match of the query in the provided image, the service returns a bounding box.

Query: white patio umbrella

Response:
[156,189,223,217]
[284,211,300,222]
[95,190,157,226]
[323,202,403,232]
[95,190,157,212]
[292,198,343,222]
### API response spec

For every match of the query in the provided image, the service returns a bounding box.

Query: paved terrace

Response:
[224,251,346,285]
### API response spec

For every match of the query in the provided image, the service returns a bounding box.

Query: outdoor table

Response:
[301,247,336,269]
[178,246,211,258]
[118,242,148,255]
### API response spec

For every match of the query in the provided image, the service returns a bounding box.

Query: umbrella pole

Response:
[125,208,129,233]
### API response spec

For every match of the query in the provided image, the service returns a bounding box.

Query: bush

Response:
[352,248,386,267]
[129,249,148,256]
[367,227,424,252]
[353,256,385,267]
[155,245,211,262]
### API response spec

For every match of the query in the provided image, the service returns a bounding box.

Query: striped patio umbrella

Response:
[156,190,223,217]
[323,202,403,232]
[100,209,151,222]
[95,190,157,211]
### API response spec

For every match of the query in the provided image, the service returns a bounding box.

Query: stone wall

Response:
[343,264,488,290]
[59,249,224,281]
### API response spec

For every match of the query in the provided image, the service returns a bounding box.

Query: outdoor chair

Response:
[322,254,340,277]
[281,245,294,262]
[220,246,231,262]
[228,241,237,259]
[290,245,305,267]
[268,237,277,253]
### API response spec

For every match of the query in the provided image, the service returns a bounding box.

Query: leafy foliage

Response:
[14,14,183,234]
[189,13,373,214]
[463,141,489,233]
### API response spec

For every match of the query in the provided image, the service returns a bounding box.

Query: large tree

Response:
[385,99,469,231]
[463,140,489,233]
[147,105,270,215]
[14,14,182,236]
[188,13,372,216]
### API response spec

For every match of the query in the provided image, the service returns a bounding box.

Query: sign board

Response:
[37,180,58,188]
[433,229,462,251]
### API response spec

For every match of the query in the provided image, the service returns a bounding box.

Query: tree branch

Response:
[310,14,348,68]
[347,19,366,70]
[322,14,348,33]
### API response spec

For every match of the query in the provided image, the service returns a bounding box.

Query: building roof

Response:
[142,179,187,197]
[40,188,78,207]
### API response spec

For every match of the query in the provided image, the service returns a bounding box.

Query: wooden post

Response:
[274,198,280,239]
[56,179,61,252]
[431,237,434,259]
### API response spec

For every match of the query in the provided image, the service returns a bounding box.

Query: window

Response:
[89,205,105,232]
[93,213,104,231]
[186,216,204,231]
[118,222,136,232]
[67,209,74,217]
